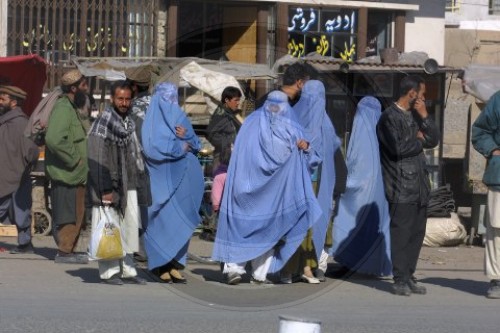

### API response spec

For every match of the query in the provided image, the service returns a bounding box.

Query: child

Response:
[211,146,231,218]
[199,146,231,242]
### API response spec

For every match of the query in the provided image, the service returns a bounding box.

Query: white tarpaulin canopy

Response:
[71,56,275,124]
[71,56,276,85]
[463,64,500,103]
[180,61,245,107]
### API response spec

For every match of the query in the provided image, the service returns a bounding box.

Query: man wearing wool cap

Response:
[44,69,90,264]
[0,85,39,254]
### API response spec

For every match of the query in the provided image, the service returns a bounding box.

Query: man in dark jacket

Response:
[0,86,39,253]
[377,75,439,296]
[206,86,242,170]
[254,62,310,109]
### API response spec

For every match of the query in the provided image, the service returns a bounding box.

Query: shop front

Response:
[302,57,454,188]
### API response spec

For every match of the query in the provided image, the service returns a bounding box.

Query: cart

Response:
[31,147,52,236]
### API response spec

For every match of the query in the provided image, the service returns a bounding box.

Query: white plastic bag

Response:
[88,206,126,261]
[423,213,467,247]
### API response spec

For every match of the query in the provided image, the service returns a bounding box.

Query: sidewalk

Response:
[0,231,489,298]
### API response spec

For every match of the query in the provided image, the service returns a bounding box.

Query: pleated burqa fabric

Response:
[293,80,340,259]
[142,82,204,269]
[331,96,392,276]
[211,91,323,273]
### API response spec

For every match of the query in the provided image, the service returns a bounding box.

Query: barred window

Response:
[7,0,158,89]
[446,0,460,13]
[490,0,500,14]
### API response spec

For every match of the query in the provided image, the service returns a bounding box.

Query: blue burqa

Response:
[330,96,392,276]
[211,91,323,273]
[142,82,204,270]
[293,80,340,259]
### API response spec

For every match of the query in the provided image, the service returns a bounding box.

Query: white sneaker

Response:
[226,272,242,285]
[301,274,320,284]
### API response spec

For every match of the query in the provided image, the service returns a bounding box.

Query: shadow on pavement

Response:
[190,268,224,283]
[32,246,57,260]
[66,268,102,283]
[0,240,56,261]
[67,267,155,284]
[420,277,489,296]
[326,264,394,294]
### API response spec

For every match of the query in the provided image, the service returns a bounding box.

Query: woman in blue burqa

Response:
[141,82,204,283]
[283,80,340,283]
[330,96,392,276]
[211,90,323,285]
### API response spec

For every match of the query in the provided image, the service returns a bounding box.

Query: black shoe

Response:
[392,281,411,296]
[407,279,427,295]
[133,252,148,262]
[101,274,124,285]
[315,269,326,282]
[199,231,215,242]
[10,242,34,254]
[487,280,500,299]
[250,276,273,285]
[122,276,147,285]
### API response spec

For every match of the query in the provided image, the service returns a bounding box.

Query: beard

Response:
[113,104,130,117]
[0,104,11,116]
[74,90,88,109]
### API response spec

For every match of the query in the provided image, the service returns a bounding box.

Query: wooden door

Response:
[222,6,257,64]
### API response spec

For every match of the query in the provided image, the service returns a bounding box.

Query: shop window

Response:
[366,11,392,57]
[178,1,223,59]
[490,0,500,14]
[287,7,357,62]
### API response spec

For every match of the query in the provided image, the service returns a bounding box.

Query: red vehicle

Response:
[0,54,47,115]
[0,54,51,236]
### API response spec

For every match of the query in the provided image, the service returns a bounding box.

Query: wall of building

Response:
[157,2,168,57]
[442,1,500,202]
[446,0,500,27]
[443,28,500,159]
[405,0,445,64]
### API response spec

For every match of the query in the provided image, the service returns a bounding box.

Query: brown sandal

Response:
[169,268,187,284]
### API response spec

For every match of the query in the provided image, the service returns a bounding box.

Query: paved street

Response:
[0,234,497,333]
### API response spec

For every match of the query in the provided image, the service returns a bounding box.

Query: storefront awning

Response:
[273,54,456,75]
[225,0,419,11]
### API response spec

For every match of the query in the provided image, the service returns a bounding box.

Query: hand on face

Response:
[411,83,428,118]
[413,98,428,118]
